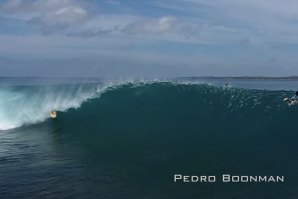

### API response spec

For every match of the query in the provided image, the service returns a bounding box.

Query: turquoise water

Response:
[1,78,298,198]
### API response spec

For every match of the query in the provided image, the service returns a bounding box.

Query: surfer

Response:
[284,91,298,105]
[50,111,57,119]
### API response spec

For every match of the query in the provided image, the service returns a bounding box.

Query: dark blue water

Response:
[1,77,298,199]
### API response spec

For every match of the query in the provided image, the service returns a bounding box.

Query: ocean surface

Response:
[1,77,298,199]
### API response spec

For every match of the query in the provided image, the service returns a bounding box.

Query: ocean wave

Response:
[0,80,294,131]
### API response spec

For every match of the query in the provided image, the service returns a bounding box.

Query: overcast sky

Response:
[1,0,298,77]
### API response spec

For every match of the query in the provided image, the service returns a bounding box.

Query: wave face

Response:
[64,82,296,135]
[0,80,297,131]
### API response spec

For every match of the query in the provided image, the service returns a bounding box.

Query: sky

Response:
[1,0,298,77]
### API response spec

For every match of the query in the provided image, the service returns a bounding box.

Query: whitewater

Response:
[0,80,117,130]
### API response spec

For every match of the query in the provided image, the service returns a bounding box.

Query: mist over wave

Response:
[0,83,108,130]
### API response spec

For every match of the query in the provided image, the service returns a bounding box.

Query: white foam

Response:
[0,84,110,130]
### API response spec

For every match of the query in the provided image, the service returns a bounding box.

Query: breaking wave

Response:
[0,79,296,131]
[0,81,114,130]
